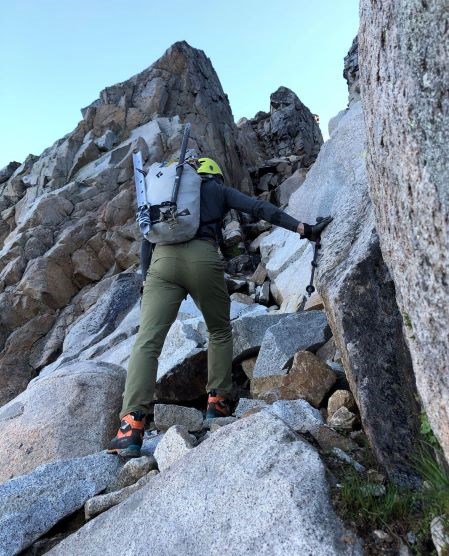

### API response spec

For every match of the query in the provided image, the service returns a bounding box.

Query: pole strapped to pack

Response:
[133,149,151,237]
[171,123,191,205]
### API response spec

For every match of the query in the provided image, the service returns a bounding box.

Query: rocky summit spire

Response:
[0,41,253,405]
[82,40,251,190]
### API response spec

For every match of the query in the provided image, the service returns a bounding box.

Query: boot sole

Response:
[107,445,141,458]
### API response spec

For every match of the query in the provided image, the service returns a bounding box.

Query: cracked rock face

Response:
[359,0,449,462]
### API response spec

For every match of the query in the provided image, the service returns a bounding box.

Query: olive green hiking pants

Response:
[120,239,232,418]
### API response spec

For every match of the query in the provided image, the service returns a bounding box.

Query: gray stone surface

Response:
[0,361,125,483]
[153,425,196,471]
[62,272,141,359]
[95,130,117,151]
[237,86,323,169]
[431,516,449,556]
[231,312,288,361]
[105,456,157,493]
[343,36,360,105]
[234,398,268,418]
[255,281,270,305]
[0,161,21,184]
[275,167,308,207]
[209,417,237,432]
[85,470,159,520]
[154,317,208,402]
[49,412,361,555]
[328,390,356,418]
[260,98,420,481]
[331,448,365,473]
[264,399,323,434]
[359,1,449,462]
[0,452,122,555]
[328,407,358,432]
[154,404,203,432]
[141,433,163,457]
[230,299,267,321]
[253,311,330,378]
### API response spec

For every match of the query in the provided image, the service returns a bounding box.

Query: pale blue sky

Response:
[0,0,359,169]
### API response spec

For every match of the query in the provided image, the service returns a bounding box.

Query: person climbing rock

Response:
[108,157,332,457]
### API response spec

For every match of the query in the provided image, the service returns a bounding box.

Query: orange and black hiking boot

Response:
[107,411,145,458]
[206,390,231,419]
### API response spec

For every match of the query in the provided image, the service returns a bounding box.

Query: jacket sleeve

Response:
[222,186,300,232]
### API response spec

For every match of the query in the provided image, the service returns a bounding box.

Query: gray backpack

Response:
[143,161,202,245]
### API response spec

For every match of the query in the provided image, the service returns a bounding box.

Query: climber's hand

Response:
[299,216,333,242]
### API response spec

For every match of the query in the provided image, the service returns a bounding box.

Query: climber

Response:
[108,157,332,458]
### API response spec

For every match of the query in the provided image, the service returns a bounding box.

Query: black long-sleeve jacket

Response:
[140,177,300,279]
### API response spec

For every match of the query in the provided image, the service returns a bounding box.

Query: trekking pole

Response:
[171,123,191,205]
[305,216,324,297]
[132,149,151,237]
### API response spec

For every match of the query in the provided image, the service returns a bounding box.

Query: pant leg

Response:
[184,240,233,397]
[120,249,186,418]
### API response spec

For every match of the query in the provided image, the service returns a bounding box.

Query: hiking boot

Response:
[107,411,146,458]
[206,391,231,419]
[301,216,333,242]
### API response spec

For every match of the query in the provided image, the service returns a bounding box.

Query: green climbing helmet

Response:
[195,157,223,178]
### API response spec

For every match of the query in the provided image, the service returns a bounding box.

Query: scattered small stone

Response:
[304,292,324,311]
[360,483,386,497]
[431,515,449,556]
[373,530,393,542]
[366,469,385,484]
[312,425,360,453]
[264,399,323,433]
[255,282,270,305]
[331,447,365,472]
[280,351,337,407]
[105,455,157,493]
[250,375,282,402]
[85,470,159,519]
[209,417,237,432]
[327,390,357,418]
[247,281,256,295]
[226,253,252,274]
[154,404,203,432]
[95,130,117,151]
[234,398,268,418]
[154,426,196,472]
[328,406,358,431]
[224,274,247,293]
[250,263,267,286]
[230,292,254,305]
[406,531,417,545]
